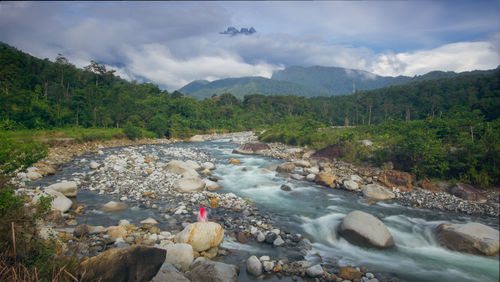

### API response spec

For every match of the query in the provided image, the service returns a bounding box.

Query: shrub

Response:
[123,122,143,140]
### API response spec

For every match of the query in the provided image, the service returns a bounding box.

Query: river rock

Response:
[174,177,206,193]
[32,189,72,213]
[175,222,224,252]
[315,172,336,187]
[263,261,274,272]
[448,183,487,203]
[310,144,343,160]
[152,262,189,282]
[185,160,202,170]
[273,236,285,247]
[339,266,362,280]
[280,184,292,191]
[339,210,395,248]
[140,217,158,227]
[189,135,205,142]
[291,173,305,180]
[233,142,270,155]
[343,180,359,191]
[378,170,412,192]
[305,166,319,175]
[203,162,216,170]
[106,226,127,241]
[256,232,265,243]
[46,181,78,197]
[246,255,262,276]
[306,264,324,277]
[229,158,241,165]
[350,175,363,182]
[265,232,278,243]
[27,170,43,181]
[204,179,222,191]
[38,164,56,176]
[294,160,311,168]
[166,160,199,178]
[165,243,194,271]
[362,184,395,200]
[101,201,128,212]
[276,162,295,174]
[188,261,239,282]
[435,222,499,256]
[79,245,166,282]
[90,161,99,169]
[306,174,316,181]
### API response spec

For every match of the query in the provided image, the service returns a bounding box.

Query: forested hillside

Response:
[1,41,499,186]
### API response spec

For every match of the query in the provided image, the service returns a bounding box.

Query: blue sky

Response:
[1,1,499,90]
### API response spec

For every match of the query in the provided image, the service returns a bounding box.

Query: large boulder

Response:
[338,210,395,248]
[276,162,295,174]
[32,189,72,213]
[165,243,194,271]
[101,201,128,212]
[166,160,199,178]
[185,160,202,171]
[188,261,239,282]
[362,184,395,200]
[46,181,78,197]
[79,245,166,282]
[448,183,487,203]
[174,178,206,193]
[233,142,270,155]
[204,179,222,191]
[435,222,499,256]
[152,263,189,282]
[343,180,359,191]
[175,222,224,252]
[246,255,262,276]
[378,170,412,192]
[315,173,336,187]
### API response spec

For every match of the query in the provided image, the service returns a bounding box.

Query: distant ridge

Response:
[179,65,495,99]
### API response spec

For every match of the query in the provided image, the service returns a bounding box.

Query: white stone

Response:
[339,210,395,248]
[90,161,99,169]
[306,174,316,181]
[27,171,43,181]
[185,160,202,171]
[350,175,363,182]
[33,189,72,213]
[46,181,78,197]
[246,255,262,276]
[203,162,216,170]
[204,179,222,191]
[263,261,274,272]
[166,160,199,178]
[174,178,206,193]
[165,243,194,271]
[175,222,224,252]
[305,167,320,175]
[344,180,359,191]
[362,184,395,200]
[306,264,324,277]
[140,217,158,226]
[101,201,128,212]
[273,236,285,247]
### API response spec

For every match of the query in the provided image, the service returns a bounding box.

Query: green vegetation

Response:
[1,41,499,186]
[260,115,500,187]
[1,133,79,281]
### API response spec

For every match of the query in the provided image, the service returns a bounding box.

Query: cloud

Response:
[1,1,498,91]
[120,44,283,90]
[371,40,500,77]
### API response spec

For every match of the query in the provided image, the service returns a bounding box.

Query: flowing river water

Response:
[32,139,499,282]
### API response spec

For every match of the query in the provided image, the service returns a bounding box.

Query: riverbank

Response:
[14,131,499,281]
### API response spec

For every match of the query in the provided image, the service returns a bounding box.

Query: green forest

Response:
[1,42,499,186]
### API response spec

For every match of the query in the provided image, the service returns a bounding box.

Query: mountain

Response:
[179,65,496,99]
[178,76,318,100]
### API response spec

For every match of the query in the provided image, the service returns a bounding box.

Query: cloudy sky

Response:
[1,1,499,90]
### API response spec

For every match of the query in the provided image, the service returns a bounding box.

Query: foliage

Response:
[123,122,143,140]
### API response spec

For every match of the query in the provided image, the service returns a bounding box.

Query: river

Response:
[32,138,499,282]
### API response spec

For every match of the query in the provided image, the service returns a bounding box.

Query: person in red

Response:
[197,206,208,222]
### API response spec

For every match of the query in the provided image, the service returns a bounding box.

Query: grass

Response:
[2,127,126,144]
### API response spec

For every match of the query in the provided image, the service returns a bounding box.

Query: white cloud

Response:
[370,40,500,77]
[122,44,283,90]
